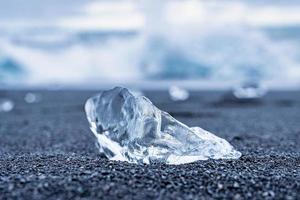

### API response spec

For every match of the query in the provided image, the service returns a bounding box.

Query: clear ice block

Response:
[0,99,14,112]
[85,87,241,165]
[168,86,189,101]
[24,92,42,104]
[233,82,267,100]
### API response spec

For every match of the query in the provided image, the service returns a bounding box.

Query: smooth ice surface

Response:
[85,87,241,164]
[168,86,189,101]
[128,89,144,97]
[0,99,14,112]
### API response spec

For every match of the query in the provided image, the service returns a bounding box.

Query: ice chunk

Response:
[24,92,42,103]
[169,86,189,101]
[233,82,267,100]
[85,87,241,165]
[128,89,144,97]
[0,99,14,112]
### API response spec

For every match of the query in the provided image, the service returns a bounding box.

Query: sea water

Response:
[0,0,300,88]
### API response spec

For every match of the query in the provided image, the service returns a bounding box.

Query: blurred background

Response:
[1,0,300,89]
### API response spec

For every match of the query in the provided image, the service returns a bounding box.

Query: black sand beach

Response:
[0,90,299,199]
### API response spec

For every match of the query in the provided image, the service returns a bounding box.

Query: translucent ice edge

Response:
[85,87,241,165]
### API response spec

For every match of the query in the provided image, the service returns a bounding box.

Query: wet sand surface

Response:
[0,90,299,199]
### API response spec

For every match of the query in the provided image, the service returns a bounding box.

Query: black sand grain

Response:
[0,90,299,199]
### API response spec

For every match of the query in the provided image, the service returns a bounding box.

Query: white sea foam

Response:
[0,0,300,88]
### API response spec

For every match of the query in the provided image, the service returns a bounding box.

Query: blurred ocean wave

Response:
[1,0,300,88]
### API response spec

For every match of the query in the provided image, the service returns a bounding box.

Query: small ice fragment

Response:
[169,86,189,101]
[85,87,241,165]
[233,82,267,100]
[24,92,42,103]
[0,99,14,112]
